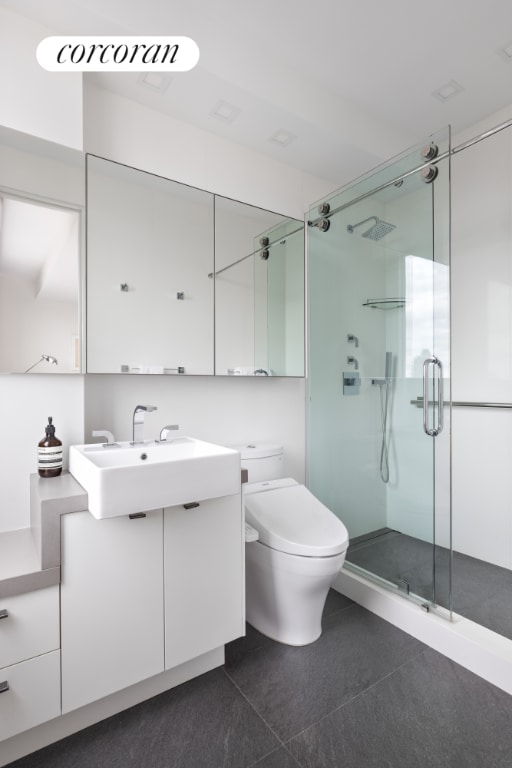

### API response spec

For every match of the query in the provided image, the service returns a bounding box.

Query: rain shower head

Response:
[347,216,396,241]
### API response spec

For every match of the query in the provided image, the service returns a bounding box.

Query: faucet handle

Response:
[92,430,116,445]
[159,425,180,442]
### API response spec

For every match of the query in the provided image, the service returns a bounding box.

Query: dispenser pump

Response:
[38,417,63,478]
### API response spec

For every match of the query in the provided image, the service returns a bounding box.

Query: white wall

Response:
[0,6,82,149]
[0,6,84,531]
[451,105,512,568]
[0,273,78,373]
[84,374,305,484]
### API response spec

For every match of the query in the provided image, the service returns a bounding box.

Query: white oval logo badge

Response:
[37,36,200,72]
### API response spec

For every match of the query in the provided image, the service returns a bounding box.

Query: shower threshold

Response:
[346,528,512,641]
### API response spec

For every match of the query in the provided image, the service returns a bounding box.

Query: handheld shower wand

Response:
[379,352,392,483]
[385,351,392,383]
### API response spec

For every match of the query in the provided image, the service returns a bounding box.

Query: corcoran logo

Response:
[37,36,200,72]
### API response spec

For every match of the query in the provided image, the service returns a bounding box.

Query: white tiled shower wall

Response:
[451,106,512,569]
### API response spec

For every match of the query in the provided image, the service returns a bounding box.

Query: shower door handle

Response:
[423,357,444,437]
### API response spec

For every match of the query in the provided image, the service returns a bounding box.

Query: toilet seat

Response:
[244,478,349,558]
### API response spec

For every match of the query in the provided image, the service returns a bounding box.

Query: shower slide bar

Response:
[208,223,304,278]
[411,398,512,410]
[308,115,512,229]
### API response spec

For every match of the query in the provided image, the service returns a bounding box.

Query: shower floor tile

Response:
[346,529,512,639]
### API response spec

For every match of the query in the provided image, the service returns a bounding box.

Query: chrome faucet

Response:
[132,404,157,444]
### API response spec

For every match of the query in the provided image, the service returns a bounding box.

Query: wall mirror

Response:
[86,155,305,377]
[86,155,214,375]
[214,196,305,376]
[0,126,83,374]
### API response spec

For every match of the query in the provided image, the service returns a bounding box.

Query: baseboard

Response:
[0,647,224,767]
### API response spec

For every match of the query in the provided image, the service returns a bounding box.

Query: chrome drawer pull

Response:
[0,681,9,694]
[0,609,8,620]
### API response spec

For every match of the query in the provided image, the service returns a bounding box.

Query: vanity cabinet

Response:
[60,510,164,713]
[164,495,244,669]
[0,587,61,740]
[60,491,244,713]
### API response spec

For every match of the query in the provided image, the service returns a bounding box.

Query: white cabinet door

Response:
[61,510,164,713]
[164,494,244,669]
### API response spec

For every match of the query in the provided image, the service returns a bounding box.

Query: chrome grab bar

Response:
[422,356,443,437]
[411,399,512,409]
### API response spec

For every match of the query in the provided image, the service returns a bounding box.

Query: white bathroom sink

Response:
[69,437,241,519]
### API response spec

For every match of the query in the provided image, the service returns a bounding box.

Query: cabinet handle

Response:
[129,513,147,519]
[183,502,200,510]
[0,609,8,620]
[0,681,9,694]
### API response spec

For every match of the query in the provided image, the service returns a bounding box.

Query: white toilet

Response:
[236,443,349,646]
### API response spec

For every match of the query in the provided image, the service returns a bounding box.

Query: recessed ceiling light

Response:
[432,80,464,102]
[269,129,297,148]
[136,72,172,94]
[497,40,512,61]
[210,100,241,123]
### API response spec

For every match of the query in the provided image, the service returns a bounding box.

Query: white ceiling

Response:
[2,0,512,184]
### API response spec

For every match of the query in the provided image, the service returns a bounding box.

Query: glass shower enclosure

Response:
[307,129,451,610]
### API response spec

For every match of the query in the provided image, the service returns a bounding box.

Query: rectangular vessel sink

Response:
[69,437,241,519]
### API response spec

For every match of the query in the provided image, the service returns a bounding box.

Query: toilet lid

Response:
[244,482,349,557]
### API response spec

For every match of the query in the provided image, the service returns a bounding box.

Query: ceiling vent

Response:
[210,100,241,123]
[431,80,464,102]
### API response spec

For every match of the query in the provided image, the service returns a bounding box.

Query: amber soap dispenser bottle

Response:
[38,417,63,478]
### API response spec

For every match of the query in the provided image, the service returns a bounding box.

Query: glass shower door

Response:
[307,129,451,609]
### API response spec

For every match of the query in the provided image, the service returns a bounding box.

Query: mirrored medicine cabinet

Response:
[0,126,83,374]
[0,125,304,377]
[86,154,305,377]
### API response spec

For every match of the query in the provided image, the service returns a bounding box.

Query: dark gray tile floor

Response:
[8,590,512,768]
[347,529,512,639]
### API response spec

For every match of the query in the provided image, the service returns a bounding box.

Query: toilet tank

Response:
[234,443,284,483]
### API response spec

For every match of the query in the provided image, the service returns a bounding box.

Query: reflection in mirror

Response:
[0,127,82,374]
[86,155,214,375]
[214,197,304,376]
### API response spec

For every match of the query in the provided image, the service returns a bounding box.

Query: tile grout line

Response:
[283,645,430,749]
[221,666,293,766]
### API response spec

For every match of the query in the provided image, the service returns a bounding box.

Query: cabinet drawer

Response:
[0,586,59,669]
[0,650,61,741]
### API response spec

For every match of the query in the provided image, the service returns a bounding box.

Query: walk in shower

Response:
[307,128,452,611]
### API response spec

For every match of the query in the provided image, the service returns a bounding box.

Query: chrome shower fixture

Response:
[259,236,270,260]
[421,165,438,184]
[347,216,396,241]
[421,142,439,160]
[309,218,330,232]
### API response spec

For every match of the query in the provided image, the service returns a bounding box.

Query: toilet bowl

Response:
[236,444,349,646]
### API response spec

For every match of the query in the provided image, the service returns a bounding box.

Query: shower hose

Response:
[379,381,390,483]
